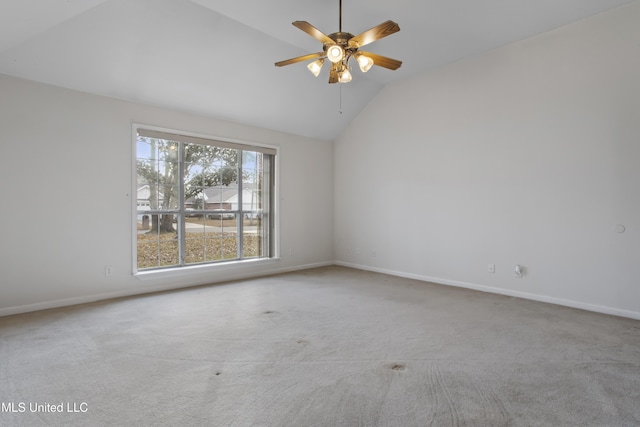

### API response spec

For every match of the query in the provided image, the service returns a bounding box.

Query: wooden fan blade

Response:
[359,51,402,70]
[275,52,325,67]
[329,64,339,83]
[292,21,334,45]
[348,20,400,48]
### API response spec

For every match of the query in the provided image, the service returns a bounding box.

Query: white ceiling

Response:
[0,0,634,140]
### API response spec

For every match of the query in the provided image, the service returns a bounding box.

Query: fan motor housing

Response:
[325,32,359,58]
[326,32,354,47]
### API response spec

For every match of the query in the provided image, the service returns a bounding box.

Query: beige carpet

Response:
[1,266,639,426]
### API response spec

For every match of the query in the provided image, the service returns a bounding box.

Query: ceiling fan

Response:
[275,0,402,84]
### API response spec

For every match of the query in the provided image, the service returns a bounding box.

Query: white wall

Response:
[0,75,334,315]
[334,2,640,319]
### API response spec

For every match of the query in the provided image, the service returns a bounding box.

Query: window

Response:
[134,127,276,272]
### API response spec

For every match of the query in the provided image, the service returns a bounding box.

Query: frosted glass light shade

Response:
[307,59,324,77]
[338,68,352,83]
[357,54,374,72]
[326,45,344,63]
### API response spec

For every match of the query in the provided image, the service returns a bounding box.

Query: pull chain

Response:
[339,85,343,114]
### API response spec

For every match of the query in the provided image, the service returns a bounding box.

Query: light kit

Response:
[275,0,402,84]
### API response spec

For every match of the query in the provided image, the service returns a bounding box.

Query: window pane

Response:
[204,235,222,262]
[185,217,206,265]
[223,233,239,260]
[243,215,263,258]
[158,184,179,210]
[137,219,179,270]
[199,214,240,261]
[136,140,153,160]
[157,141,179,163]
[205,215,226,261]
[184,215,239,264]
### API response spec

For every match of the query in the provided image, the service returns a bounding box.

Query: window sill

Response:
[134,257,281,281]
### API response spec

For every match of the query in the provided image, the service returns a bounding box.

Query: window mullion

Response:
[178,143,186,266]
[237,150,244,259]
[264,155,272,257]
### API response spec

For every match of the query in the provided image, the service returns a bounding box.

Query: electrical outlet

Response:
[488,264,495,274]
[105,265,113,277]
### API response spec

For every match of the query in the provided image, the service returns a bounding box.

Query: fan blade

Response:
[359,51,402,70]
[348,20,400,48]
[292,21,334,45]
[329,64,339,84]
[275,52,325,67]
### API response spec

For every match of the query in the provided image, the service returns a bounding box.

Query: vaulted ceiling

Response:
[0,0,634,140]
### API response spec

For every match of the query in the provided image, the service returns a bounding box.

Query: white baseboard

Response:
[3,260,638,321]
[0,261,333,317]
[334,261,640,321]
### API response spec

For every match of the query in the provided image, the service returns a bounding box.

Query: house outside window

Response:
[134,127,276,272]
